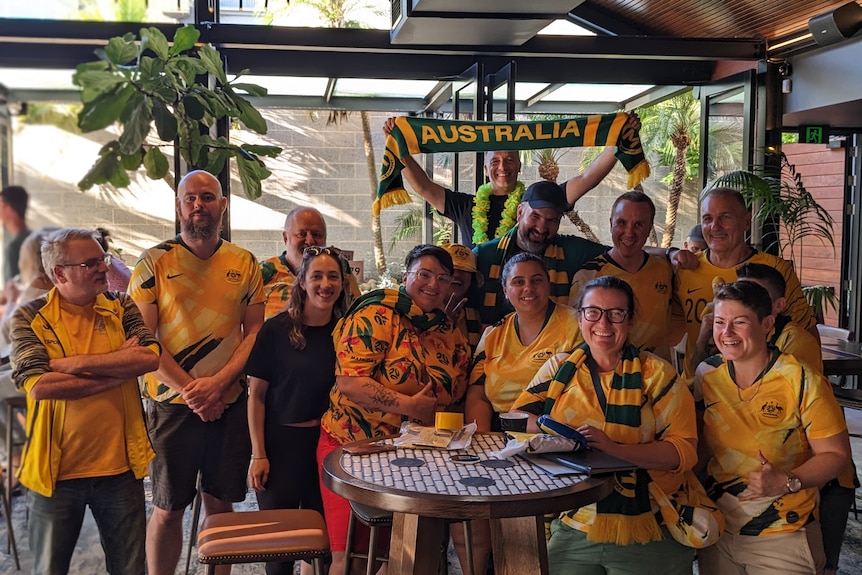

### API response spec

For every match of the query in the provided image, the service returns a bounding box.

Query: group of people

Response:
[0,111,855,575]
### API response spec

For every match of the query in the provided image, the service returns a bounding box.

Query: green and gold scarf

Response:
[547,343,662,545]
[341,287,448,332]
[376,113,649,214]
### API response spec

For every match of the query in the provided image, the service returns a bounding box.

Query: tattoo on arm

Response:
[361,381,399,409]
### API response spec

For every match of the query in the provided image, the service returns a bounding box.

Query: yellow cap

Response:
[440,243,484,287]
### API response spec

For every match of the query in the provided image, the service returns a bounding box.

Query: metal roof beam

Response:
[525,83,565,108]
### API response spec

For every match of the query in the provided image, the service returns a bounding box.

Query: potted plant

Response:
[72,25,281,199]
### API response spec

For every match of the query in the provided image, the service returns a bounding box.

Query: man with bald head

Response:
[383,113,640,248]
[261,206,359,320]
[129,170,265,575]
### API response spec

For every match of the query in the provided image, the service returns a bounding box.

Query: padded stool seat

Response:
[344,501,392,575]
[197,509,329,575]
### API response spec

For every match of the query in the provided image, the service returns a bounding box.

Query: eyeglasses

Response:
[578,306,629,324]
[407,269,452,285]
[57,254,111,269]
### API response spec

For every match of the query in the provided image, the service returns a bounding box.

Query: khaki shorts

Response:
[697,523,825,575]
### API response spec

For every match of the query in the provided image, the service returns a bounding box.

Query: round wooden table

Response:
[322,432,613,575]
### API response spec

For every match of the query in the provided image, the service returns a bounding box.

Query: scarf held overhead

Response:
[375,113,650,214]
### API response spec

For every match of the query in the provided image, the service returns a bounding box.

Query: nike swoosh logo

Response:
[687,288,702,294]
[167,273,183,279]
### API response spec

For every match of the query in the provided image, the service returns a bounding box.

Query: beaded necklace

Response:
[471,181,525,245]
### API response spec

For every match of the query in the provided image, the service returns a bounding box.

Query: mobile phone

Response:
[449,454,480,464]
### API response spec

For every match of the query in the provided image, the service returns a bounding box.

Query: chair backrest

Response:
[817,323,853,341]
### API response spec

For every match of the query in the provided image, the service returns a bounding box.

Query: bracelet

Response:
[665,247,678,262]
[252,456,268,460]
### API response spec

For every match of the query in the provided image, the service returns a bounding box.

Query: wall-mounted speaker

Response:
[808,1,862,46]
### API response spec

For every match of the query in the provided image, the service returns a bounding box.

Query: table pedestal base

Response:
[389,513,549,575]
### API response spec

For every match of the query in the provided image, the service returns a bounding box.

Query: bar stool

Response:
[197,508,329,575]
[344,502,392,575]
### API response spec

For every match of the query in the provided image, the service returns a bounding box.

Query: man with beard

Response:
[260,206,359,320]
[10,228,159,574]
[129,170,265,575]
[475,181,694,326]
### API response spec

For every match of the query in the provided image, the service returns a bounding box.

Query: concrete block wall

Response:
[8,110,695,282]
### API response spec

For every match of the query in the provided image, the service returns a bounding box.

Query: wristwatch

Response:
[785,472,802,493]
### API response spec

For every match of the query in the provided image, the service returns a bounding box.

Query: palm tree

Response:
[639,92,700,248]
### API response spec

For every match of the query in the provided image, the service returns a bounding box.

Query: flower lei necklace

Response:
[472,181,525,245]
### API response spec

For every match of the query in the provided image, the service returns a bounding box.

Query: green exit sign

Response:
[800,125,829,144]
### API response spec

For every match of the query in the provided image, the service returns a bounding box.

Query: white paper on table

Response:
[393,421,477,450]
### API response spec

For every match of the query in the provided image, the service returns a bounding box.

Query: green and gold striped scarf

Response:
[376,113,649,214]
[479,226,571,325]
[340,287,448,332]
[547,343,662,545]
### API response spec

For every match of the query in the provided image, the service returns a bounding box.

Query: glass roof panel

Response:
[241,75,329,96]
[333,79,439,98]
[549,84,653,103]
[0,68,76,91]
[538,19,596,36]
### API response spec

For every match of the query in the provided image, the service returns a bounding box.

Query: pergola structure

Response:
[0,0,861,328]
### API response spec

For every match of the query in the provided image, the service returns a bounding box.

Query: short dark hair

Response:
[0,186,28,220]
[736,263,786,301]
[501,252,548,285]
[404,244,454,277]
[575,275,636,318]
[714,281,773,321]
[611,191,656,221]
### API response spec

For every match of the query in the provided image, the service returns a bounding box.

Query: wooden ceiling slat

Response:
[582,0,852,40]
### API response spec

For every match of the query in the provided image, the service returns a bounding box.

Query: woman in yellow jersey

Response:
[511,276,698,575]
[695,281,851,575]
[457,252,582,573]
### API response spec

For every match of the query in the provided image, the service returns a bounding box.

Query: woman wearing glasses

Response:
[245,245,353,575]
[694,281,850,575]
[317,244,470,575]
[512,276,698,574]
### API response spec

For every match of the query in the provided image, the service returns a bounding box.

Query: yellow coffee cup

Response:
[435,412,464,430]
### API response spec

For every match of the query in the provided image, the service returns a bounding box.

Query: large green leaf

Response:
[152,100,178,141]
[229,83,268,98]
[197,45,227,85]
[118,95,153,155]
[230,92,267,134]
[138,56,166,84]
[236,155,271,200]
[144,147,170,179]
[241,144,282,158]
[121,149,143,170]
[181,95,206,121]
[170,56,207,87]
[73,69,125,103]
[78,143,121,190]
[170,25,200,56]
[140,27,169,60]
[78,84,135,132]
[109,164,131,188]
[102,36,139,66]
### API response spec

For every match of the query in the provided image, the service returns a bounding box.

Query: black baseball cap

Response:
[521,181,567,213]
